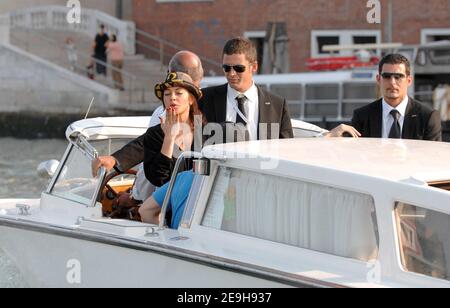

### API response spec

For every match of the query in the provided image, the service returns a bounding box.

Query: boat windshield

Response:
[50,138,134,206]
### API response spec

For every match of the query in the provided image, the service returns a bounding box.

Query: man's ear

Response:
[407,74,413,87]
[251,61,259,74]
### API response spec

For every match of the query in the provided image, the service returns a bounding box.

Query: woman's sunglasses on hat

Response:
[222,64,246,73]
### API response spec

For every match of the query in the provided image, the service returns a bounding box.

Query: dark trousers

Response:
[94,54,107,76]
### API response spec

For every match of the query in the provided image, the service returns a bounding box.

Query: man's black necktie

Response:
[234,95,250,141]
[235,95,248,126]
[389,109,401,139]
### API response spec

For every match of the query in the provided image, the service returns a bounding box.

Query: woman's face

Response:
[163,87,193,115]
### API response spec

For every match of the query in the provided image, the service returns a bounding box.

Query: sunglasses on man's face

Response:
[222,64,247,73]
[381,72,407,81]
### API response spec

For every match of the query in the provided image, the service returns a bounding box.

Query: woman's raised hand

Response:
[161,107,181,141]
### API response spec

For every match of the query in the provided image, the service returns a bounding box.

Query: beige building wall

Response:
[0,0,123,18]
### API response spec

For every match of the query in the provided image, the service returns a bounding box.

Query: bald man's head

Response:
[168,51,204,86]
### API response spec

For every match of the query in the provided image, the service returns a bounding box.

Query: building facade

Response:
[132,0,450,74]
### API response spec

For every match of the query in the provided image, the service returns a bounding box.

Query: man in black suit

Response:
[352,53,442,141]
[201,37,293,140]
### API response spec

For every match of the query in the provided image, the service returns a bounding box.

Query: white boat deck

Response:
[0,205,391,288]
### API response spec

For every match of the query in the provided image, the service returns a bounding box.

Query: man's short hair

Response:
[223,37,257,63]
[379,53,411,76]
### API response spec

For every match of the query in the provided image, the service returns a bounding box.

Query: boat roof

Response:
[65,117,325,141]
[66,117,151,141]
[202,138,450,183]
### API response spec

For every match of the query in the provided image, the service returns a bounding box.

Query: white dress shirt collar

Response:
[382,96,409,119]
[227,83,258,104]
[382,96,409,138]
[226,83,259,141]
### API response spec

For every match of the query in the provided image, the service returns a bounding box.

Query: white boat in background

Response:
[1,117,450,288]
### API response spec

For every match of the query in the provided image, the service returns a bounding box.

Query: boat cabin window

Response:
[50,138,135,206]
[91,138,137,156]
[395,203,450,281]
[201,166,379,262]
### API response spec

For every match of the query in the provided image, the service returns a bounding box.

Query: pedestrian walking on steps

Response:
[107,34,125,91]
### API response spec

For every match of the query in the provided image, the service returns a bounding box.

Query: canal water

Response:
[0,138,67,287]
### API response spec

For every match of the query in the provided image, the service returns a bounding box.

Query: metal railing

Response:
[259,82,377,122]
[135,28,222,74]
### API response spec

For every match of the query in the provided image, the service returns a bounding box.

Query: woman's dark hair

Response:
[187,93,207,130]
[111,34,117,42]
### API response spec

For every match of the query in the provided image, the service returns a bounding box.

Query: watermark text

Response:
[66,0,81,24]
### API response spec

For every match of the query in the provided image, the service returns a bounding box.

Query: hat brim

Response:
[155,81,202,102]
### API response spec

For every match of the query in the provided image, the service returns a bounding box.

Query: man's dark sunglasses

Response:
[381,72,406,80]
[222,64,246,73]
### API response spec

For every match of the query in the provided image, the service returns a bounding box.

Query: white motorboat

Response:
[1,116,450,288]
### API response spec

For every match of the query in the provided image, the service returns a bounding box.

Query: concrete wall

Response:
[0,15,9,45]
[0,44,118,114]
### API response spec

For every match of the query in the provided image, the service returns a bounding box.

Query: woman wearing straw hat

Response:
[143,72,204,187]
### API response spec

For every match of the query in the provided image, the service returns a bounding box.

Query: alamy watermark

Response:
[66,0,81,25]
[66,258,81,285]
[167,117,282,170]
[367,0,381,24]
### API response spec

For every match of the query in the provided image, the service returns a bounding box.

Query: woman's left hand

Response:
[161,107,181,141]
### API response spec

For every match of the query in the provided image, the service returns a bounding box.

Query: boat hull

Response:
[0,224,293,288]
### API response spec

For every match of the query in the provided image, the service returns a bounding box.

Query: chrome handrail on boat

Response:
[158,151,203,230]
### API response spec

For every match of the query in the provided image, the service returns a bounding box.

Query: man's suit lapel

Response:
[257,86,269,125]
[215,84,228,123]
[370,99,382,138]
[257,86,274,139]
[402,98,417,139]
